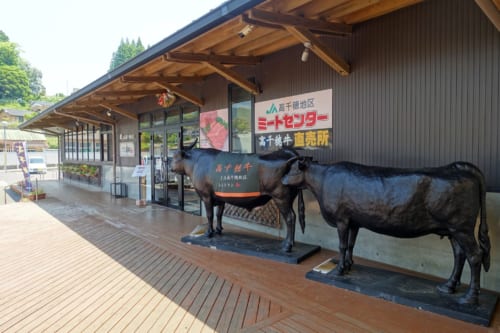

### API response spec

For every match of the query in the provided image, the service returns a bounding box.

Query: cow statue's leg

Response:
[344,226,359,272]
[333,220,349,276]
[215,203,225,235]
[437,237,465,294]
[204,201,215,238]
[278,202,296,252]
[453,231,483,304]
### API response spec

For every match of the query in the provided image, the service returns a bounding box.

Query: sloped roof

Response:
[1,109,31,117]
[4,129,46,141]
[19,0,499,133]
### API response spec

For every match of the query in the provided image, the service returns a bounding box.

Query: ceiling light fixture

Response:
[301,41,312,62]
[106,110,112,117]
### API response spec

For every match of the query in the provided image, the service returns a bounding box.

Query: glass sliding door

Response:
[181,124,200,215]
[166,127,180,208]
[139,131,152,202]
[151,132,166,203]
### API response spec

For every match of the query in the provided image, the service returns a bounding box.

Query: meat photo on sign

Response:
[200,109,229,151]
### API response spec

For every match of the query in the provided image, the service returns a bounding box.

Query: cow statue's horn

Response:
[183,138,198,150]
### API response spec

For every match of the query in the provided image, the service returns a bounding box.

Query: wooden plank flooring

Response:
[0,205,288,332]
[0,180,498,332]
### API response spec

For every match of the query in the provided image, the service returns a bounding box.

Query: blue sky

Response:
[2,0,225,95]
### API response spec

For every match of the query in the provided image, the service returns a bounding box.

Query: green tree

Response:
[108,37,145,71]
[0,41,20,66]
[0,65,31,100]
[0,31,45,101]
[20,60,45,97]
[0,30,9,42]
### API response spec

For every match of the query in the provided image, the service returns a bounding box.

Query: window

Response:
[152,110,165,127]
[63,125,111,162]
[139,113,151,129]
[166,108,180,125]
[182,105,199,123]
[229,84,253,153]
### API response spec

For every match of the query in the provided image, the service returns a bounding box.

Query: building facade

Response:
[22,0,500,292]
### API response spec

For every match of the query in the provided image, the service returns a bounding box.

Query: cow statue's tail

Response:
[455,162,491,271]
[478,170,491,272]
[298,189,305,233]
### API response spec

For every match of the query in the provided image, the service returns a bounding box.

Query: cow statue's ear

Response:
[298,156,312,170]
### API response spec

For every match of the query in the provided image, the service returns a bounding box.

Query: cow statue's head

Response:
[170,139,198,176]
[282,156,313,187]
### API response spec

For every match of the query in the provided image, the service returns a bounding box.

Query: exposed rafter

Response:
[76,98,141,106]
[80,110,116,123]
[248,9,350,76]
[99,103,138,121]
[164,52,261,65]
[205,61,260,95]
[165,52,261,95]
[53,110,114,127]
[286,26,350,76]
[153,82,204,107]
[121,75,203,84]
[95,89,165,96]
[475,0,500,31]
[248,9,352,36]
[121,74,205,106]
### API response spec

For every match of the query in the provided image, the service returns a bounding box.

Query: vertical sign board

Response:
[254,89,333,153]
[13,142,32,191]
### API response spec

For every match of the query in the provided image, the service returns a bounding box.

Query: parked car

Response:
[28,156,47,174]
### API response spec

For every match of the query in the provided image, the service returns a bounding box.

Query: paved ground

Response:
[0,179,498,332]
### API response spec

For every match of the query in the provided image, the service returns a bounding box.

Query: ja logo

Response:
[266,103,278,114]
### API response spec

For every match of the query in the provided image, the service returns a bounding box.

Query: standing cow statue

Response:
[282,157,491,304]
[170,140,305,252]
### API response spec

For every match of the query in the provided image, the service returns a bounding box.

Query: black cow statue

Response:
[170,140,305,252]
[282,158,491,304]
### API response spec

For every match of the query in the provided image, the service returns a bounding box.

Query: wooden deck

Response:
[0,180,498,332]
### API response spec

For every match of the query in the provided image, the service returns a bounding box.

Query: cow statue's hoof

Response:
[458,291,479,305]
[332,265,347,276]
[204,230,215,238]
[215,226,223,235]
[281,240,293,253]
[436,282,457,294]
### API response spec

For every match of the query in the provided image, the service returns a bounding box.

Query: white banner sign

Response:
[255,88,332,134]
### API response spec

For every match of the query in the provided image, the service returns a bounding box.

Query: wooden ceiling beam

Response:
[53,110,113,127]
[342,0,422,24]
[95,89,165,96]
[99,103,138,121]
[241,14,284,31]
[493,0,500,11]
[249,8,352,36]
[165,52,261,65]
[76,97,140,105]
[475,0,500,31]
[153,82,204,107]
[121,75,203,84]
[80,110,115,123]
[204,61,261,95]
[286,26,350,76]
[165,51,260,95]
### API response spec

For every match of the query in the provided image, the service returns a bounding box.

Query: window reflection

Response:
[230,84,253,153]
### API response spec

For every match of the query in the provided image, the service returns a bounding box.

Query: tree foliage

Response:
[0,30,45,102]
[108,38,145,72]
[0,65,31,100]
